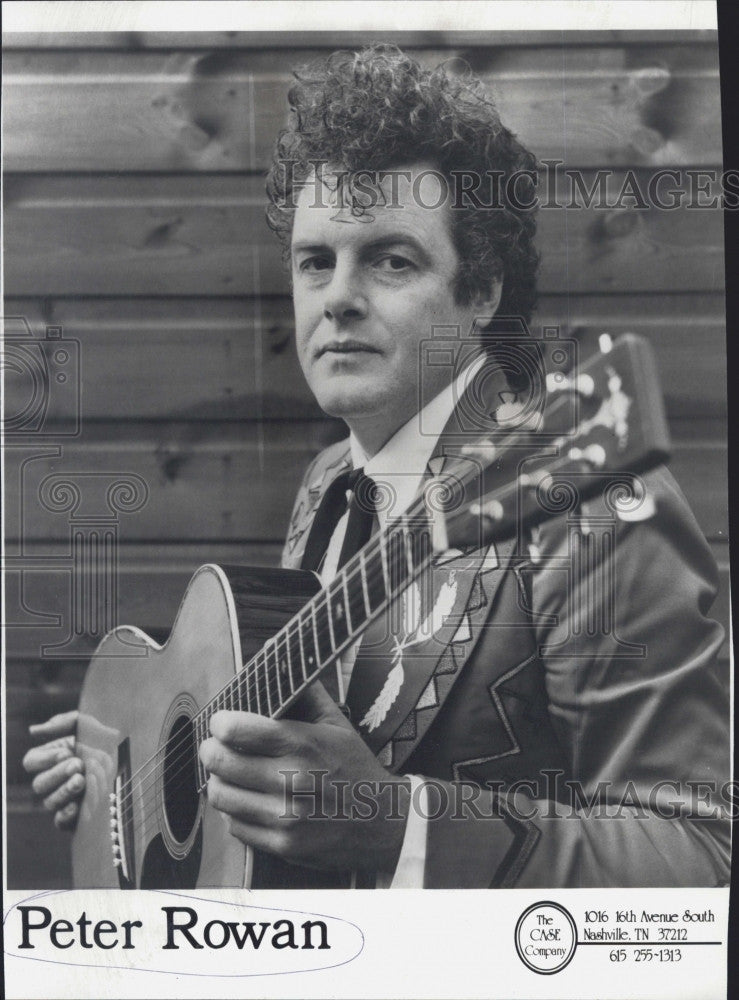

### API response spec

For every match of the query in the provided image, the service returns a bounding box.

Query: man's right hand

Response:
[23,710,85,830]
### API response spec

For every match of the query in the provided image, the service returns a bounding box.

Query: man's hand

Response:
[23,710,86,830]
[200,682,411,874]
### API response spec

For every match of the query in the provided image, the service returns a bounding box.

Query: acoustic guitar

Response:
[71,334,670,888]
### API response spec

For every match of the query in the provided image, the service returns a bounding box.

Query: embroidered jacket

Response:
[281,427,730,889]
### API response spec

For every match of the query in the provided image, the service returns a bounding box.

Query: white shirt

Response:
[319,355,486,887]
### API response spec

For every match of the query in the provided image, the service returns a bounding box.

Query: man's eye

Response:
[299,256,333,272]
[376,255,413,272]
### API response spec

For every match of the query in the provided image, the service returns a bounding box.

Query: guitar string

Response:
[112,515,435,810]
[112,431,510,815]
[112,549,434,841]
[109,381,596,838]
[113,415,584,827]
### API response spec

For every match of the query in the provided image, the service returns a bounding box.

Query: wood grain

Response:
[3,45,721,171]
[4,294,726,421]
[4,540,283,663]
[4,422,727,544]
[4,172,726,296]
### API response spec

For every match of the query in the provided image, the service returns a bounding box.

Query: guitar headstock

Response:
[433,333,671,550]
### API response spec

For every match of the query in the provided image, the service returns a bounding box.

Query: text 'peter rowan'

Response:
[16,906,331,951]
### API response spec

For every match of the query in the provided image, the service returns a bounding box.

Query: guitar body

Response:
[71,563,320,889]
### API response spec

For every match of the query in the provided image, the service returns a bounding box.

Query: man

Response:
[24,45,729,888]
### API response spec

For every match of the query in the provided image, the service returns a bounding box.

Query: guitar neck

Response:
[192,505,435,785]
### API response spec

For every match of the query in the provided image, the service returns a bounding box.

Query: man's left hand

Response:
[199,681,410,874]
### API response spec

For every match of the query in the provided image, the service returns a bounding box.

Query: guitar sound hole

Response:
[163,714,199,845]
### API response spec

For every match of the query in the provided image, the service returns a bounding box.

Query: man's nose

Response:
[323,262,367,322]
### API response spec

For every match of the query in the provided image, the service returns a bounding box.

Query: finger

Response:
[207,775,286,828]
[23,736,76,775]
[28,710,79,740]
[43,771,86,812]
[199,738,284,793]
[30,755,84,798]
[290,679,354,730]
[222,816,294,860]
[54,800,80,831]
[209,711,303,757]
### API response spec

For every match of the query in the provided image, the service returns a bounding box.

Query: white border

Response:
[1,0,719,34]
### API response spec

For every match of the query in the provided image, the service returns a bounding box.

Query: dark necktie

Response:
[338,469,378,569]
[300,468,377,572]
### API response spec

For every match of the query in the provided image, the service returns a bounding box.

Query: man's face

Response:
[290,163,496,453]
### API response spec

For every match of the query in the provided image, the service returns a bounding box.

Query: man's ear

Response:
[474,277,503,325]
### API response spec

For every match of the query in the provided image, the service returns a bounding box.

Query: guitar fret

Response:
[314,595,334,665]
[267,639,282,707]
[387,525,406,597]
[253,658,265,716]
[298,612,313,681]
[287,621,305,692]
[342,572,353,634]
[310,606,324,675]
[325,587,338,650]
[276,631,294,708]
[329,575,350,648]
[359,550,371,617]
[241,662,253,714]
[345,562,367,635]
[379,535,391,598]
[262,654,273,717]
[402,514,415,578]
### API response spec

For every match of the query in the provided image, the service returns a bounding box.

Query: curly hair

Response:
[266,44,539,323]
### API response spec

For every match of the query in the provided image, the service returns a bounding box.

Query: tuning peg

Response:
[546,371,595,397]
[568,444,606,468]
[470,499,504,521]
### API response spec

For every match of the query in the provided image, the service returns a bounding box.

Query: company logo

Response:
[514,901,578,974]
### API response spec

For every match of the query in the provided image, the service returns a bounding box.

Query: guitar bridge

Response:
[109,738,135,887]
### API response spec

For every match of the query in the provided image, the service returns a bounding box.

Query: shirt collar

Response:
[348,353,487,526]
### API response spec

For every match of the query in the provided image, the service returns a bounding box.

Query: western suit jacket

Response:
[281,417,730,889]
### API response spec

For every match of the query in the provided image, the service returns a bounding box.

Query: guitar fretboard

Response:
[193,506,434,790]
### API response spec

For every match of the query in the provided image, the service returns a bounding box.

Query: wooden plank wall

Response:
[3,31,728,888]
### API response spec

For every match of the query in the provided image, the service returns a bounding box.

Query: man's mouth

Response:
[316,340,381,358]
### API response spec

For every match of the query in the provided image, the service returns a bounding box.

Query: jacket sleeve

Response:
[421,468,731,888]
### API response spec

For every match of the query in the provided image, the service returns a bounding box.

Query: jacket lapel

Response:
[356,538,517,769]
[282,443,351,570]
[283,353,522,767]
[348,354,518,767]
